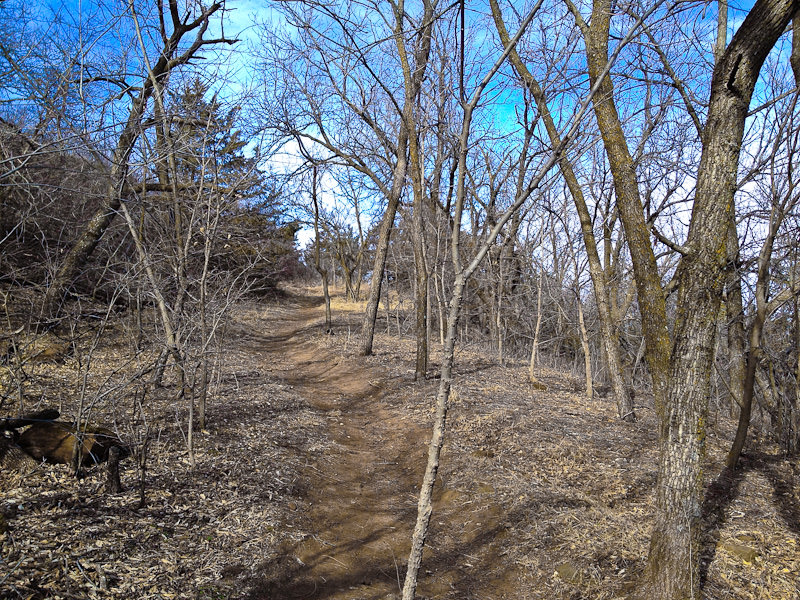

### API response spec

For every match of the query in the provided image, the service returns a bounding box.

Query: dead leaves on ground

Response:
[2,291,799,599]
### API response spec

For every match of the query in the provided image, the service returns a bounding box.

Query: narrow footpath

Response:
[249,293,523,600]
[256,295,423,599]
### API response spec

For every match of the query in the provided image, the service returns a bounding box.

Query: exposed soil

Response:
[2,288,799,599]
[236,293,425,599]
[245,294,524,599]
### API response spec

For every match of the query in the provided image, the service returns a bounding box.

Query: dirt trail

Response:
[254,294,423,599]
[251,294,515,600]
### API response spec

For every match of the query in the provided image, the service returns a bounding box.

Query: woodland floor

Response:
[1,287,799,599]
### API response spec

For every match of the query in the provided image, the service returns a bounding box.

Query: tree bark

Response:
[106,445,124,494]
[576,289,593,398]
[725,217,747,413]
[643,1,798,596]
[401,274,464,600]
[411,200,429,378]
[359,171,404,355]
[728,196,790,467]
[793,289,800,454]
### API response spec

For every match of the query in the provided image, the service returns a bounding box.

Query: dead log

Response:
[18,421,128,466]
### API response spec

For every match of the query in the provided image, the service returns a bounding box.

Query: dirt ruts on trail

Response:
[250,294,422,599]
[246,294,520,600]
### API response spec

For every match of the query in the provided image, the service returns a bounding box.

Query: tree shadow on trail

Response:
[699,463,749,588]
[245,515,526,600]
[699,451,800,589]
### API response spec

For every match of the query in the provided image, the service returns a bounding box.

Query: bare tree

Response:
[492,0,635,420]
[41,0,235,322]
[561,0,800,596]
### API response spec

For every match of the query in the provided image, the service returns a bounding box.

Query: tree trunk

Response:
[643,1,797,596]
[402,5,549,592]
[793,289,800,454]
[529,268,544,382]
[492,0,634,420]
[412,227,429,379]
[727,197,786,467]
[359,167,405,355]
[361,0,434,357]
[576,289,593,399]
[563,0,797,596]
[725,262,747,414]
[409,147,429,379]
[401,274,464,600]
[105,446,124,494]
[311,166,332,332]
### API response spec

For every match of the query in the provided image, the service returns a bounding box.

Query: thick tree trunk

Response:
[645,264,726,598]
[644,1,797,596]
